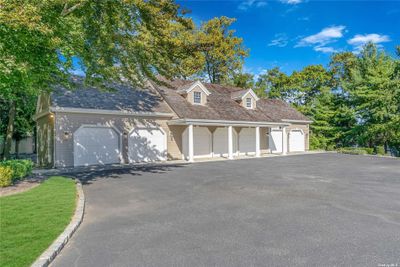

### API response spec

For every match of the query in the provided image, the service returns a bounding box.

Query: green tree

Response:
[0,0,196,159]
[197,16,248,83]
[342,43,400,151]
[230,72,254,88]
[255,67,289,98]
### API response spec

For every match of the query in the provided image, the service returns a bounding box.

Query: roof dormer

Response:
[177,80,211,105]
[231,89,259,109]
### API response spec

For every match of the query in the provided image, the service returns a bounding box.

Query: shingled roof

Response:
[50,76,310,123]
[50,76,172,114]
[152,78,310,122]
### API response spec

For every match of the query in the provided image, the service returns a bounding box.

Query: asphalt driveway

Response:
[52,153,400,267]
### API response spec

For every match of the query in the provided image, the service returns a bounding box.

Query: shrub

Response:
[326,144,336,151]
[0,166,13,187]
[376,145,385,155]
[0,159,34,181]
[337,147,367,155]
[364,147,374,155]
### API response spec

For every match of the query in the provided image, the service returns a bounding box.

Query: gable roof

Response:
[50,76,172,114]
[176,80,211,96]
[152,77,310,123]
[231,88,259,101]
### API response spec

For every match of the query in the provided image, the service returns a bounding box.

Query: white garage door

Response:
[129,127,166,162]
[74,126,120,167]
[289,130,305,152]
[269,129,283,153]
[239,128,256,155]
[213,127,237,157]
[182,127,212,159]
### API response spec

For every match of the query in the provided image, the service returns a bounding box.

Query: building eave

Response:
[168,118,290,127]
[49,107,175,118]
[281,119,313,124]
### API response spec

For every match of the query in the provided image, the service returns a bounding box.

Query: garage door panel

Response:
[213,128,237,157]
[239,128,256,155]
[289,130,305,152]
[129,128,166,162]
[270,129,283,153]
[194,127,211,157]
[74,126,120,166]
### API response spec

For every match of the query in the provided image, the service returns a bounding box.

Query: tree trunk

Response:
[3,100,16,160]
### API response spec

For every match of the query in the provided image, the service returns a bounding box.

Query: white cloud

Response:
[296,25,345,53]
[314,46,337,53]
[347,33,390,53]
[238,0,267,10]
[347,33,390,46]
[280,0,303,4]
[297,25,346,46]
[268,33,289,47]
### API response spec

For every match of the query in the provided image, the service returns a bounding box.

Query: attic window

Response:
[246,97,252,108]
[194,91,201,104]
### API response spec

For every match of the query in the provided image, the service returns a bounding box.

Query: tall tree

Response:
[255,67,289,98]
[197,16,248,83]
[0,0,196,159]
[231,72,254,88]
[342,43,400,151]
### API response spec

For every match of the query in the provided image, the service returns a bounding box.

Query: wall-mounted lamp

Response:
[63,131,72,140]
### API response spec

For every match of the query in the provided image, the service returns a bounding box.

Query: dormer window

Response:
[231,88,259,109]
[246,97,252,108]
[177,80,211,106]
[194,91,201,104]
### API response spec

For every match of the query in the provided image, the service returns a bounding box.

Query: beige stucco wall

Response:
[186,86,207,105]
[287,123,310,150]
[54,113,182,167]
[37,114,54,167]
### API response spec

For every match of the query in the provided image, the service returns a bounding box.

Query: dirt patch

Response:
[0,176,46,197]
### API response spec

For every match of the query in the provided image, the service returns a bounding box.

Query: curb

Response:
[31,179,85,267]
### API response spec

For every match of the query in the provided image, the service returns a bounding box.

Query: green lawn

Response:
[0,176,76,267]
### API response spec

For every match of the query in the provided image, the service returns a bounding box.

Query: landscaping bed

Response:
[0,176,76,267]
[0,160,34,187]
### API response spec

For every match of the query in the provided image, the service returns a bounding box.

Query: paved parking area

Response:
[52,153,400,267]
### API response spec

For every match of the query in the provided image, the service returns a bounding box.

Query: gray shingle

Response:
[152,78,310,122]
[51,76,172,114]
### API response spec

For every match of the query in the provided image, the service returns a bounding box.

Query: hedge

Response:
[0,159,34,187]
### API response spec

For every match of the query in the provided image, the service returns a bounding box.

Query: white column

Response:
[282,127,287,155]
[255,126,260,157]
[188,124,194,162]
[228,126,233,159]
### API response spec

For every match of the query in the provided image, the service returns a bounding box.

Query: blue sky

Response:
[177,0,399,76]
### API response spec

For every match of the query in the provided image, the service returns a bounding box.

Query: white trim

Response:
[232,89,260,102]
[73,124,123,167]
[282,127,287,155]
[228,126,233,160]
[289,128,305,135]
[50,107,175,118]
[245,97,252,109]
[255,126,260,157]
[179,80,211,96]
[193,91,202,104]
[168,118,289,127]
[188,124,194,162]
[281,119,313,123]
[242,89,260,101]
[127,125,167,162]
